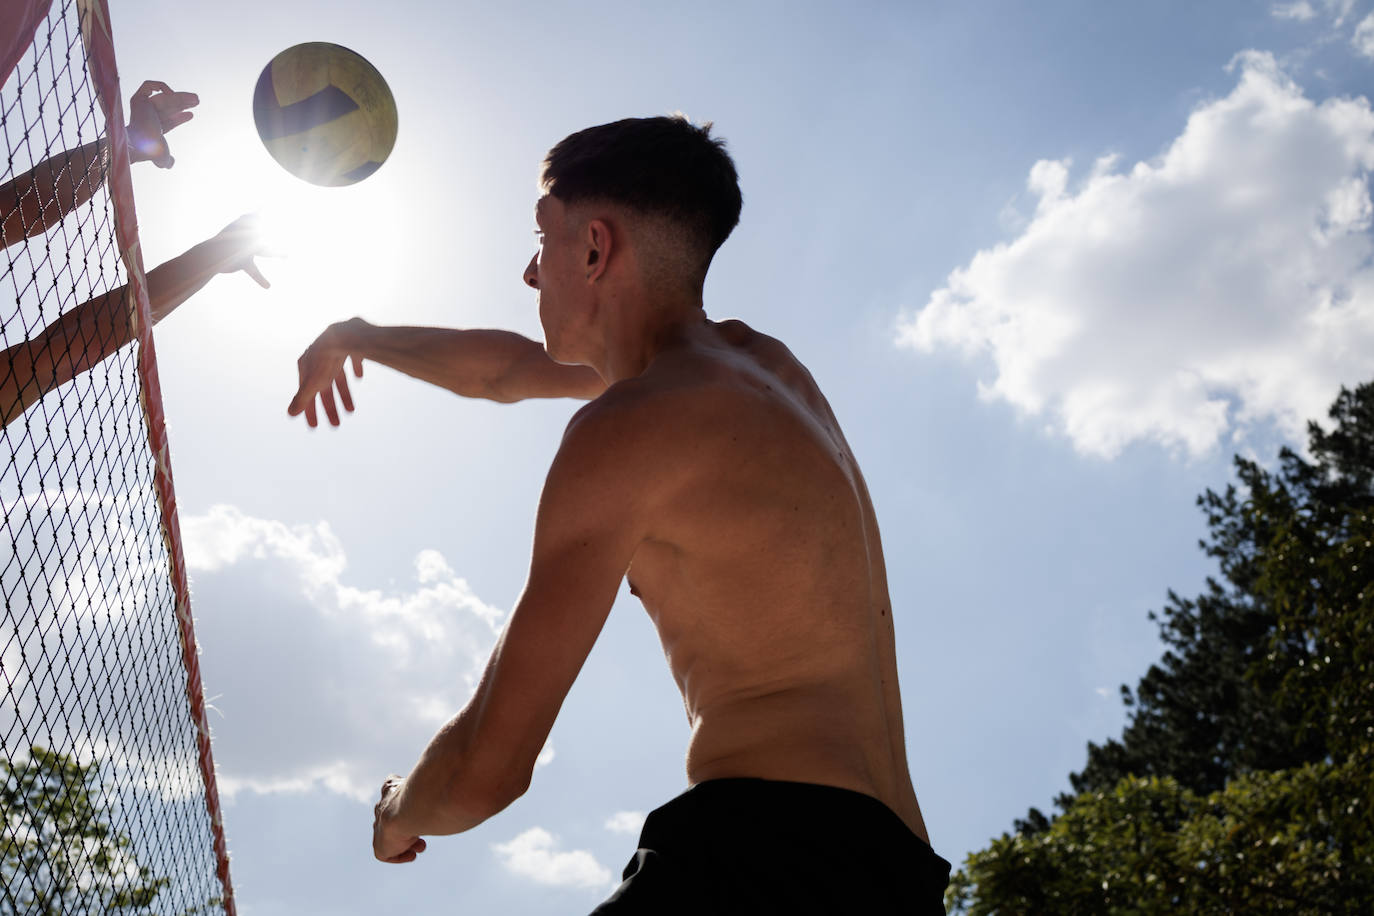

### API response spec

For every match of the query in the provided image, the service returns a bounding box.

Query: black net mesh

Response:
[1,3,227,914]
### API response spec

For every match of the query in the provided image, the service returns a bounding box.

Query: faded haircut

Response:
[539,115,743,282]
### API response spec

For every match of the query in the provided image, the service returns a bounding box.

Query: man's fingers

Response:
[351,354,364,378]
[287,382,309,416]
[379,838,426,864]
[320,389,341,427]
[336,370,355,413]
[304,401,319,428]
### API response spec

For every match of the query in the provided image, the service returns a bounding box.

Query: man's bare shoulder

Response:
[571,328,783,432]
[555,340,780,489]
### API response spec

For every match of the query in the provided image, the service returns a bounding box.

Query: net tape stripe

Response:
[78,1,236,912]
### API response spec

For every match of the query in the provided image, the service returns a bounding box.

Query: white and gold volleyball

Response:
[253,42,397,187]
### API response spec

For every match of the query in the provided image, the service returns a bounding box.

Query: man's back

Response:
[592,317,928,843]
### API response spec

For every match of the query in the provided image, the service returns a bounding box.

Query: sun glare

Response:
[251,174,410,337]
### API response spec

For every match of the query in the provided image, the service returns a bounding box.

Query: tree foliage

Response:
[953,383,1374,913]
[0,746,168,915]
[950,753,1374,915]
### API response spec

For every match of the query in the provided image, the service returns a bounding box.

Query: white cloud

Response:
[897,52,1374,459]
[1271,2,1317,22]
[0,487,210,802]
[181,504,506,802]
[1354,13,1374,58]
[603,810,646,835]
[491,827,613,889]
[535,741,556,768]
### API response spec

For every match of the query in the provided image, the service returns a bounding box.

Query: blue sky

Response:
[84,1,1374,912]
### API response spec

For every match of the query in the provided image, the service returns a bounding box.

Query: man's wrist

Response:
[333,317,374,355]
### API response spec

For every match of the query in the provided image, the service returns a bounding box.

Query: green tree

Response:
[0,746,168,915]
[950,753,1374,915]
[954,383,1374,913]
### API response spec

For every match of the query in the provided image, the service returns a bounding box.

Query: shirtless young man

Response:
[288,116,950,913]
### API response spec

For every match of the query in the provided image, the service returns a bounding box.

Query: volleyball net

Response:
[1,1,232,913]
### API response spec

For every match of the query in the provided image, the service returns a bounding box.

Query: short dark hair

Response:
[540,115,743,270]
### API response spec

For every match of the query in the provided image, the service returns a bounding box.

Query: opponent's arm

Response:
[0,139,107,248]
[288,319,606,427]
[143,215,269,323]
[1,82,197,249]
[370,395,653,862]
[1,216,269,427]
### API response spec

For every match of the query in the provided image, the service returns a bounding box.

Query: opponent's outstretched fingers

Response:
[131,79,173,99]
[242,259,271,289]
[159,107,197,131]
[130,81,199,125]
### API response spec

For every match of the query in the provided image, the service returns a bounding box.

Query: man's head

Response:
[536,115,741,291]
[525,115,742,369]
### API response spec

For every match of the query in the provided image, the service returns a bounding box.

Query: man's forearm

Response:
[382,710,528,842]
[339,320,605,402]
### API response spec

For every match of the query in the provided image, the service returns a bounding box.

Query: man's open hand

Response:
[126,81,198,169]
[373,775,427,864]
[289,318,368,427]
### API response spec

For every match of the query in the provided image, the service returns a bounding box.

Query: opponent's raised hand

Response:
[198,214,273,289]
[289,318,369,428]
[126,80,199,168]
[144,214,276,326]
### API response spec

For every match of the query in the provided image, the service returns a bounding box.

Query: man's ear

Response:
[585,218,613,284]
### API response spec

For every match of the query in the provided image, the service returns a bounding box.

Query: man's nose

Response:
[523,253,539,289]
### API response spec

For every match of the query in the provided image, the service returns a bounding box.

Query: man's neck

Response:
[596,291,708,385]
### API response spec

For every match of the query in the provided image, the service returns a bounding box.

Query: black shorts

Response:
[588,778,950,915]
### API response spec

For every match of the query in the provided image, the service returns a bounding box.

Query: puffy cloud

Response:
[603,810,646,835]
[897,52,1374,459]
[181,505,506,802]
[491,827,613,889]
[1354,13,1374,58]
[535,741,556,768]
[0,487,207,801]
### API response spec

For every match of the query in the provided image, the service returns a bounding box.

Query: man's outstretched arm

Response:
[369,393,658,862]
[288,319,607,427]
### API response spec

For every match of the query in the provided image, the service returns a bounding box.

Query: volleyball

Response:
[252,42,397,187]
